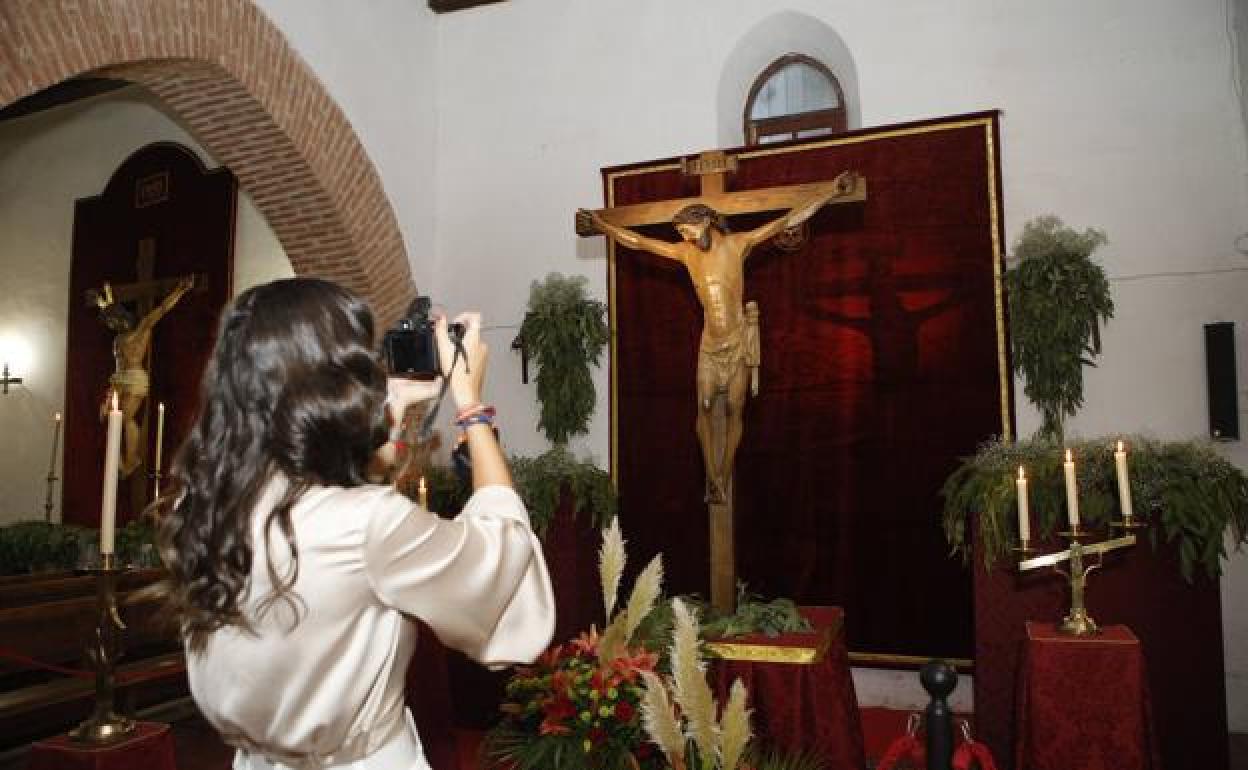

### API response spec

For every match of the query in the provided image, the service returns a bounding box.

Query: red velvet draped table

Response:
[28,722,176,770]
[1015,622,1160,770]
[707,607,864,769]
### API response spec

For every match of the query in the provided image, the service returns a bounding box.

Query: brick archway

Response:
[0,0,413,326]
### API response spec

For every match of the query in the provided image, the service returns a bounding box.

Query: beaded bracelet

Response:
[455,412,496,430]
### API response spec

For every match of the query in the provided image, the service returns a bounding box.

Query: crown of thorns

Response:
[672,204,728,232]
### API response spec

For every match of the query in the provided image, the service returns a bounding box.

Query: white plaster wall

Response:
[252,0,438,290]
[0,88,290,525]
[852,666,973,716]
[424,0,1248,726]
[1237,0,1248,142]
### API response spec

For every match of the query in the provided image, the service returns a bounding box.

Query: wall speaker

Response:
[1204,322,1239,441]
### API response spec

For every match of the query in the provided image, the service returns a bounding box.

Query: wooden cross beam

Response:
[109,274,206,306]
[576,150,867,236]
[106,238,204,310]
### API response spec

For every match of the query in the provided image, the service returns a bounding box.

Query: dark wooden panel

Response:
[0,78,128,124]
[65,142,235,529]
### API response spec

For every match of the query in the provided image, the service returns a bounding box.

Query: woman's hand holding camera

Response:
[436,312,488,409]
[384,377,440,424]
[382,311,486,421]
[380,309,507,489]
[439,312,511,489]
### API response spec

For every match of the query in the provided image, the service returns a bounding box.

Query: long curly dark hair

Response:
[155,278,389,648]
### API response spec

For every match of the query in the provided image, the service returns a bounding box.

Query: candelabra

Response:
[1016,512,1143,636]
[69,553,137,743]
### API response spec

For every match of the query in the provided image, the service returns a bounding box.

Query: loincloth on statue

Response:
[698,336,749,392]
[698,303,761,393]
[110,368,150,396]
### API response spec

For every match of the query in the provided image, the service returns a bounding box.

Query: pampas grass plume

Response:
[599,517,626,621]
[719,678,752,770]
[640,670,686,765]
[670,598,717,762]
[623,554,663,643]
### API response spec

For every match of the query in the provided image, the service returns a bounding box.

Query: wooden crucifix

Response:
[578,150,866,613]
[87,237,203,511]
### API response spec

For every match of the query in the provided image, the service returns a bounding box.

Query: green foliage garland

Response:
[422,447,616,536]
[520,273,610,445]
[941,435,1248,580]
[510,446,616,535]
[633,584,811,653]
[0,520,155,575]
[1006,216,1113,442]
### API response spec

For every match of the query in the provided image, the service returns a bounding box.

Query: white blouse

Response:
[187,478,555,769]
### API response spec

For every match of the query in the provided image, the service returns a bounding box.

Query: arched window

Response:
[743,54,846,145]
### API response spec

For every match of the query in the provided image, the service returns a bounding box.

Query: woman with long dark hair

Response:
[155,278,554,770]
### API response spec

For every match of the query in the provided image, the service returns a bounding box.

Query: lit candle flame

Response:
[110,391,119,411]
[1065,449,1072,463]
[54,412,61,422]
[1018,465,1026,481]
[1116,440,1124,452]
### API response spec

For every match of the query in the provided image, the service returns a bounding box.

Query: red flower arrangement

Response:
[490,625,666,769]
[487,520,668,769]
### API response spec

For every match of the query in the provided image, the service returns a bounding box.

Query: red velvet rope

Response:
[876,734,924,770]
[874,727,1000,770]
[953,739,999,770]
[0,646,174,684]
[0,646,94,679]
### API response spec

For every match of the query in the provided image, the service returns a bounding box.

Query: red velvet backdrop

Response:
[608,112,1010,660]
[64,142,235,528]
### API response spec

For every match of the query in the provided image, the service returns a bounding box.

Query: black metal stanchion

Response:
[920,659,957,770]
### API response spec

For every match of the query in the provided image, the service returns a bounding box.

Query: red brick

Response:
[0,0,411,315]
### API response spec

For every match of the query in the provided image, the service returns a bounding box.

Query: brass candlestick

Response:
[1018,523,1137,636]
[150,469,163,501]
[43,468,59,522]
[70,553,137,743]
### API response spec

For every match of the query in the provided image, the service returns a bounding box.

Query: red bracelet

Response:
[456,403,496,422]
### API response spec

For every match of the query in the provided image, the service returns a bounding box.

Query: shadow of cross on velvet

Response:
[805,235,965,393]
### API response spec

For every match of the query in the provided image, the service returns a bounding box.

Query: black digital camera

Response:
[381,297,464,379]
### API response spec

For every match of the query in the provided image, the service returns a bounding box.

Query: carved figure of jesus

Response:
[581,171,856,503]
[89,276,194,477]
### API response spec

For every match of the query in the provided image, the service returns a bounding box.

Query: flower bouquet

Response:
[487,518,762,769]
[486,518,669,769]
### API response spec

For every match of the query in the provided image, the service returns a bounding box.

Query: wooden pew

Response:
[0,569,187,749]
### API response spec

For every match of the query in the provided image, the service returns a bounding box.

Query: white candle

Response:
[419,477,429,510]
[154,402,166,474]
[1063,449,1080,531]
[1016,466,1031,543]
[48,412,62,476]
[100,392,123,555]
[1114,440,1133,519]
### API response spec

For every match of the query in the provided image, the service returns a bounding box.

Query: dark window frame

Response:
[743,54,847,145]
